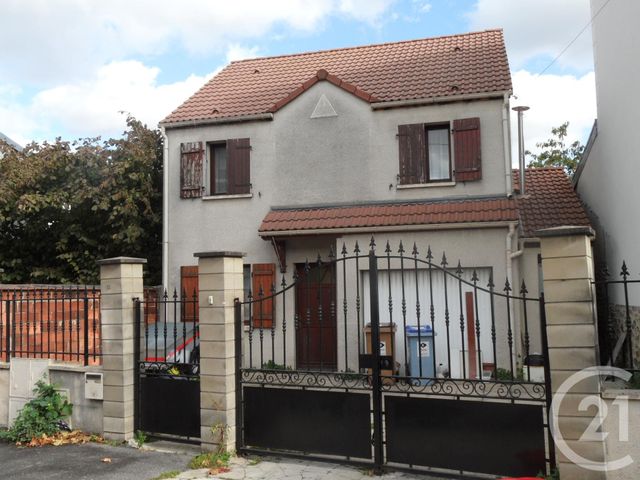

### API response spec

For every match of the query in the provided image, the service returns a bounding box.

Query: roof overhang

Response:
[260,221,516,238]
[160,112,274,130]
[370,90,510,110]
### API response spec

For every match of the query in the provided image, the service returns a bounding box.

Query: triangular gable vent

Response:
[310,94,337,119]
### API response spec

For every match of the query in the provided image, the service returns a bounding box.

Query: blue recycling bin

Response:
[406,325,435,384]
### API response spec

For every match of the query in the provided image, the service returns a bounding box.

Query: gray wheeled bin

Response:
[406,325,435,384]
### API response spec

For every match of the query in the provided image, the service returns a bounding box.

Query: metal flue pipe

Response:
[512,105,530,195]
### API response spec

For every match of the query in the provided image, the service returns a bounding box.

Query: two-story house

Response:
[160,30,590,376]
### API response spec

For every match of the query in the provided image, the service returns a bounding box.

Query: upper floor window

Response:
[397,117,482,185]
[179,138,251,198]
[210,142,229,194]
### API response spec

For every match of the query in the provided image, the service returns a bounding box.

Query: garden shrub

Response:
[0,380,73,443]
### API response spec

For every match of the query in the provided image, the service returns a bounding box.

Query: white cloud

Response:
[419,2,432,13]
[0,61,215,142]
[226,45,262,63]
[468,0,594,71]
[338,0,397,24]
[0,0,395,87]
[510,70,597,164]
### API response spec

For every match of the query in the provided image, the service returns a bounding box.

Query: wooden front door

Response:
[295,263,337,370]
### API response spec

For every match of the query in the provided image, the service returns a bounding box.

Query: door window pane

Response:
[213,144,228,193]
[428,128,450,180]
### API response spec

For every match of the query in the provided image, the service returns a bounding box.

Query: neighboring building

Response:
[574,0,640,366]
[160,30,590,372]
[575,0,640,274]
[0,132,22,156]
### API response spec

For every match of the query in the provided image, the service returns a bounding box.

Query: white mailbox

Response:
[84,372,103,400]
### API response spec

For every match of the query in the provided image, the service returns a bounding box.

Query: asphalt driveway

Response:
[0,442,192,480]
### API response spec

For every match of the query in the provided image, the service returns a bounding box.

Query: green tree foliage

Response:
[526,122,585,176]
[0,117,162,284]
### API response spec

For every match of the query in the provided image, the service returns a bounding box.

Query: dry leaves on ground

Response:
[209,467,230,475]
[18,431,105,448]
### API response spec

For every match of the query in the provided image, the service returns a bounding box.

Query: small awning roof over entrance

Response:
[259,197,519,237]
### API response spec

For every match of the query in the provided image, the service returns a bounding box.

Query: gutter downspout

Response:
[161,126,169,289]
[506,222,522,374]
[502,92,513,195]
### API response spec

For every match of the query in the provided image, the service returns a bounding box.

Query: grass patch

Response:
[134,430,147,447]
[189,450,231,470]
[150,471,180,480]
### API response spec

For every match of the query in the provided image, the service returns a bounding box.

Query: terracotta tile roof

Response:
[162,29,512,125]
[513,168,591,237]
[258,169,592,236]
[259,197,519,235]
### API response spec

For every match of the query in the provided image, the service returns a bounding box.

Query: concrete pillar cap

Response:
[535,226,595,239]
[97,257,147,265]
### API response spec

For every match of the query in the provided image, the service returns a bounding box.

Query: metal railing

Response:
[595,261,640,372]
[0,286,101,366]
[238,239,550,395]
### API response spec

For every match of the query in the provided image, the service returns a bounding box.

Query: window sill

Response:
[397,182,456,189]
[202,193,253,201]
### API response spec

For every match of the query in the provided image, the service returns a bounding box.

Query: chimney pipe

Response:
[512,105,529,195]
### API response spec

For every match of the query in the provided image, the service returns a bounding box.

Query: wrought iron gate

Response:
[236,240,555,478]
[133,289,200,441]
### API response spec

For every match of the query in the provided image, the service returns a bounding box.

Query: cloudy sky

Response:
[0,0,597,162]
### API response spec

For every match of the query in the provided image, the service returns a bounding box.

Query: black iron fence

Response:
[136,288,199,374]
[133,288,200,441]
[0,286,101,365]
[236,239,554,478]
[595,261,640,373]
[240,240,549,389]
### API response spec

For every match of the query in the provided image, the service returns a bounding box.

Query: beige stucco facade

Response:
[165,82,512,283]
[576,0,640,289]
[161,76,548,375]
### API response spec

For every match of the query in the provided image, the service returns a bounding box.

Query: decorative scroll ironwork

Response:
[380,376,546,401]
[241,368,546,401]
[241,368,370,391]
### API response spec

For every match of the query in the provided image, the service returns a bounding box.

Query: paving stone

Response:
[176,469,210,479]
[174,456,447,480]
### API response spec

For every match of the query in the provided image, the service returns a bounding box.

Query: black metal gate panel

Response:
[385,395,545,477]
[236,239,555,477]
[244,386,371,458]
[134,289,200,441]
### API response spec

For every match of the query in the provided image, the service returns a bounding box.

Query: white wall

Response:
[165,81,510,288]
[0,364,8,427]
[578,0,640,303]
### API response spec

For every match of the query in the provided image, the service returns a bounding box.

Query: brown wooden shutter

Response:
[180,266,199,322]
[453,117,482,181]
[180,142,204,198]
[398,124,426,184]
[252,263,275,329]
[227,138,251,194]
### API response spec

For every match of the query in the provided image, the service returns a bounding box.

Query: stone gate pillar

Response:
[195,251,244,452]
[98,257,146,441]
[538,226,607,480]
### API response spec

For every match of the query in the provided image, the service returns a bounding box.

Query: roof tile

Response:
[258,169,591,236]
[514,168,591,237]
[162,29,512,125]
[259,197,519,234]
